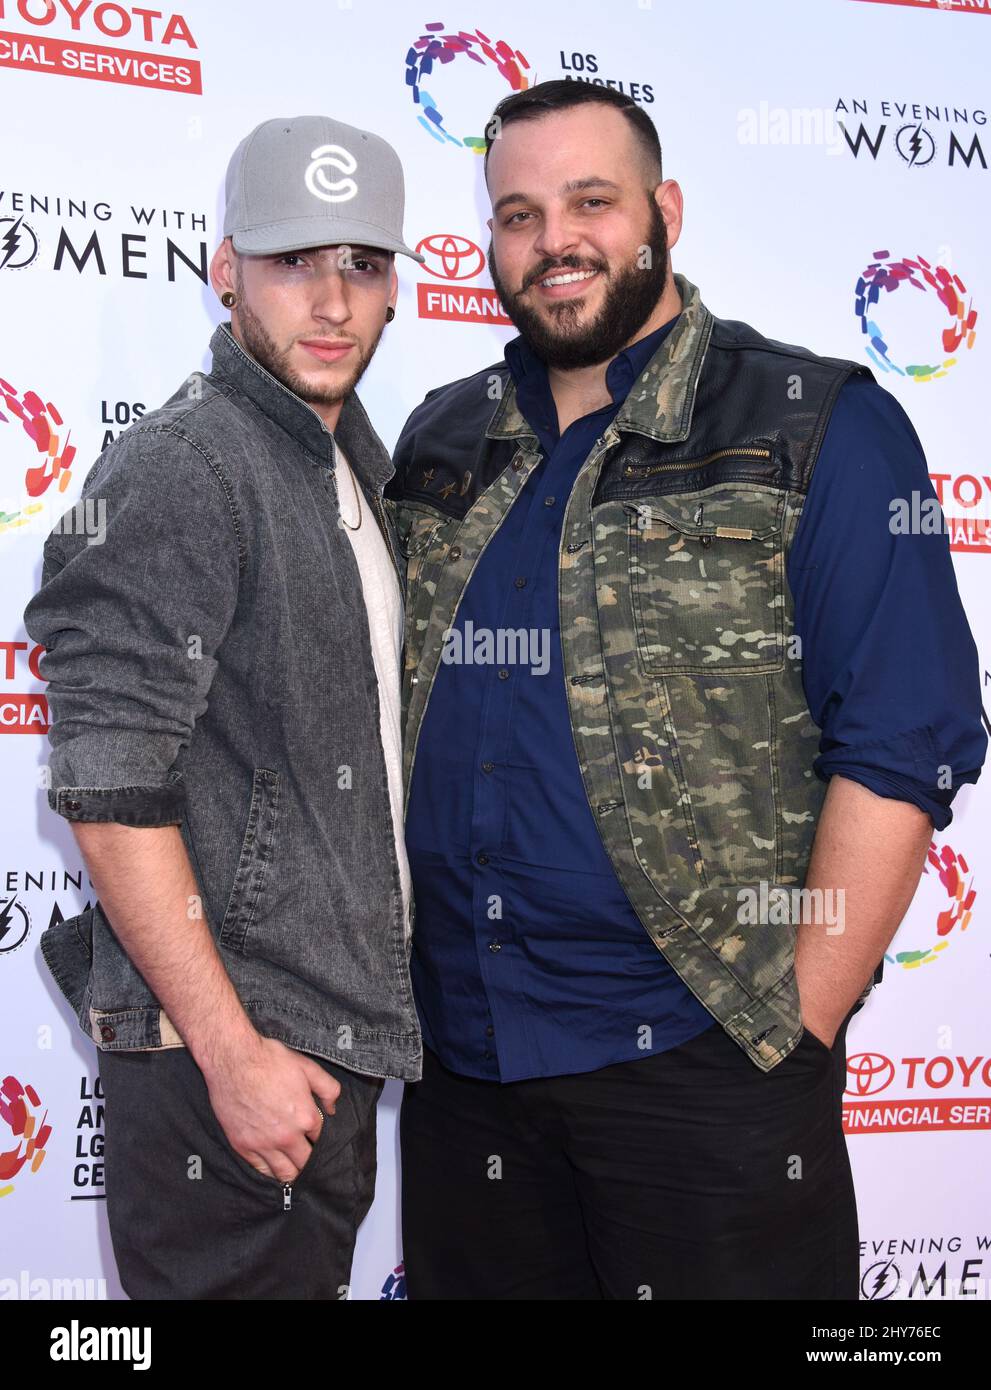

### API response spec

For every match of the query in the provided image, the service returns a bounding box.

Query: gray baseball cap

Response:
[223,114,425,263]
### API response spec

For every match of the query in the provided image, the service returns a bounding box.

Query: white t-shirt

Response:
[335,443,413,945]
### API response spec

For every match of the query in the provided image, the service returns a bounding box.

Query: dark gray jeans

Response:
[98,1046,383,1299]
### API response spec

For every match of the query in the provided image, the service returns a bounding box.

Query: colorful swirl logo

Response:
[0,1075,52,1198]
[855,252,977,382]
[0,376,75,536]
[405,22,530,151]
[885,841,975,971]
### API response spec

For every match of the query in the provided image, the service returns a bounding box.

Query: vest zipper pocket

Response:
[623,446,771,479]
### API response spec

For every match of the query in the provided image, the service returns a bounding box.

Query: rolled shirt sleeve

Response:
[23,428,241,825]
[788,376,987,830]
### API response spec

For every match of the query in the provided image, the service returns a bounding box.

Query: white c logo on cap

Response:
[305,144,358,203]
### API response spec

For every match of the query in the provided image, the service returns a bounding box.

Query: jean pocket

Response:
[227,1091,335,1195]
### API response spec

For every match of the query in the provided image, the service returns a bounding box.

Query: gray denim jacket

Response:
[23,322,422,1083]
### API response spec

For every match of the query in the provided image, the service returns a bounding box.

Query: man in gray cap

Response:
[24,115,425,1299]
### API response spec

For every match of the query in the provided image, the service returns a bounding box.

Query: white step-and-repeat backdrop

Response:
[1,0,988,1301]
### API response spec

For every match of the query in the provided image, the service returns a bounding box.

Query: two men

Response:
[27,83,986,1301]
[25,115,424,1299]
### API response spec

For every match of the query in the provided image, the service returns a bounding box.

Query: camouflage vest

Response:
[386,273,874,1071]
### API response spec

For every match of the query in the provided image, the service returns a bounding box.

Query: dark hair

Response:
[482,79,663,186]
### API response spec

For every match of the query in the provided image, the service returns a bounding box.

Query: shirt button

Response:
[65,799,81,812]
[544,495,556,506]
[477,852,490,866]
[481,761,494,773]
[99,1025,116,1042]
[514,576,527,589]
[485,1025,495,1037]
[511,459,523,472]
[448,545,462,561]
[497,669,509,680]
[488,941,501,953]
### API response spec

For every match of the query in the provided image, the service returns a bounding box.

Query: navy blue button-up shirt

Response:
[405,316,986,1083]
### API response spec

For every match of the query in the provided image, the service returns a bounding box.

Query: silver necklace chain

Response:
[337,450,362,531]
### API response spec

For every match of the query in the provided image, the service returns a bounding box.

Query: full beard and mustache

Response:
[487,194,669,370]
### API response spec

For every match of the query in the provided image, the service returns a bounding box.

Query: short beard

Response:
[232,281,381,408]
[488,195,669,370]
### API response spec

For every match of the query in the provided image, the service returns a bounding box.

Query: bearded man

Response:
[386,80,985,1300]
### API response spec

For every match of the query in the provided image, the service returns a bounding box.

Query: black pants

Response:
[98,1045,382,1299]
[400,1011,859,1300]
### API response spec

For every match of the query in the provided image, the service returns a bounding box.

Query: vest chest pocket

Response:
[625,486,787,675]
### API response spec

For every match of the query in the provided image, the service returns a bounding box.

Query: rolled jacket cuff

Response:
[48,779,186,826]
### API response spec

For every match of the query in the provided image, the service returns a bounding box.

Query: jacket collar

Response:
[484,272,713,445]
[208,321,395,492]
